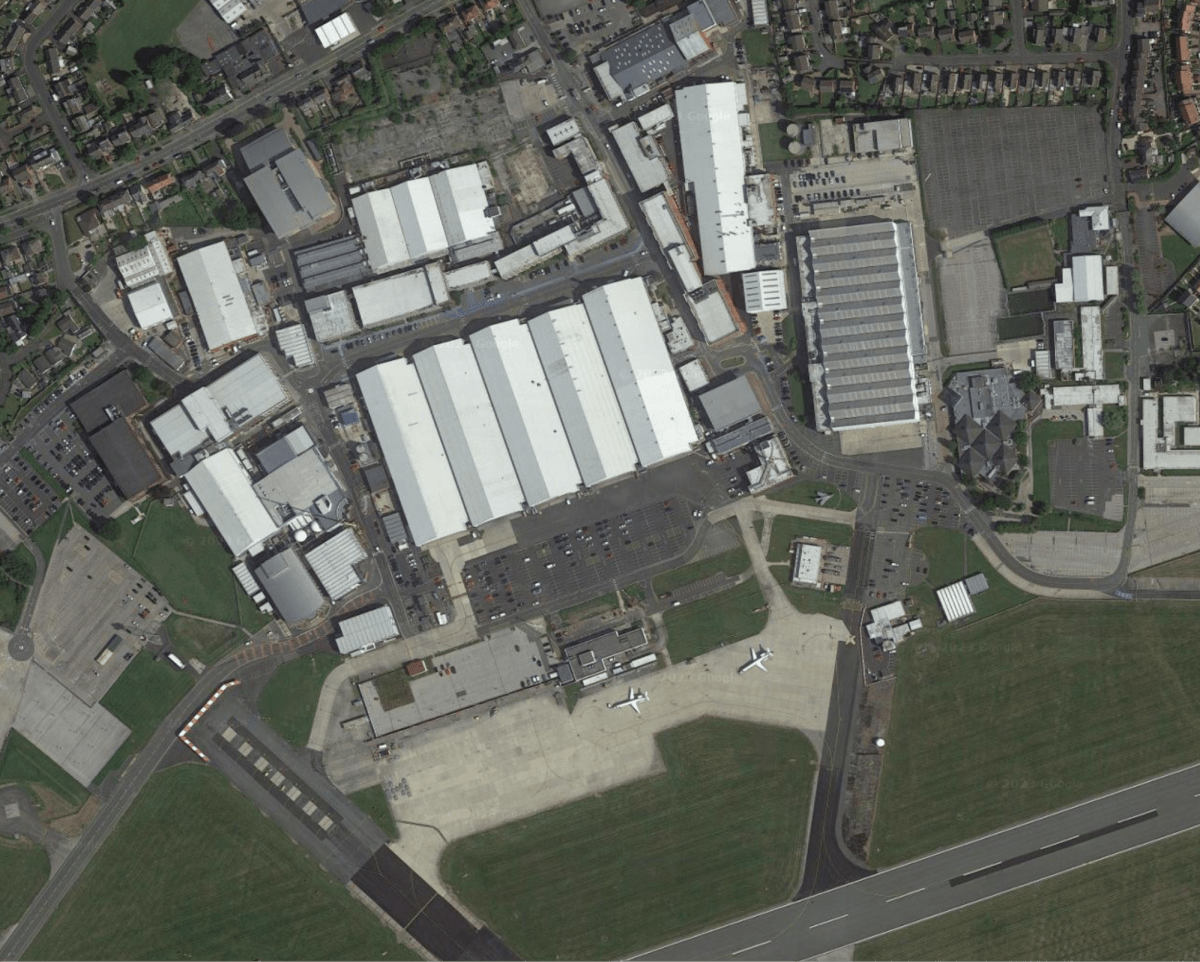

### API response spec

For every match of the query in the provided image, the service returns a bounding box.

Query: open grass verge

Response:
[870,599,1200,868]
[1032,418,1084,505]
[767,480,856,511]
[24,764,412,961]
[1161,229,1200,277]
[349,784,398,839]
[1103,350,1127,381]
[0,837,50,929]
[663,578,768,662]
[0,730,90,811]
[95,0,201,75]
[741,29,774,66]
[652,546,750,596]
[95,651,195,782]
[991,222,1057,287]
[19,449,66,497]
[768,564,845,618]
[558,591,620,623]
[766,516,854,564]
[858,825,1200,960]
[162,614,242,664]
[442,718,816,961]
[0,543,35,628]
[622,583,646,604]
[257,652,343,747]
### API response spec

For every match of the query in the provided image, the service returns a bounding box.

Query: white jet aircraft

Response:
[738,645,774,674]
[607,688,649,714]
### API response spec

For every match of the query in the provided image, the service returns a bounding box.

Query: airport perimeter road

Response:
[639,761,1200,961]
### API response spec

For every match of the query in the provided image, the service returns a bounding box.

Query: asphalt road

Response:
[640,759,1200,961]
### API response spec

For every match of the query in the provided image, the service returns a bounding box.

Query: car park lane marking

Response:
[884,887,925,903]
[730,940,771,956]
[808,914,848,929]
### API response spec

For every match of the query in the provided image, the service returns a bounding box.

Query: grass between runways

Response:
[23,764,414,961]
[652,546,751,596]
[257,652,344,748]
[95,651,195,783]
[910,527,1031,621]
[663,578,768,662]
[766,516,854,564]
[162,614,243,664]
[992,222,1057,287]
[1032,418,1084,505]
[869,599,1200,868]
[767,479,857,511]
[349,784,398,839]
[0,730,90,811]
[857,826,1200,960]
[441,718,817,961]
[0,837,50,929]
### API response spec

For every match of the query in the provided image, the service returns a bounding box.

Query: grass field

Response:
[663,578,768,662]
[0,837,50,929]
[257,652,343,747]
[101,501,268,629]
[992,223,1057,287]
[768,564,845,618]
[858,826,1200,960]
[870,599,1200,868]
[741,29,774,66]
[96,651,195,782]
[441,718,816,961]
[0,543,34,628]
[758,123,794,163]
[996,313,1045,340]
[1104,350,1127,381]
[652,546,750,596]
[1161,230,1200,276]
[0,730,90,810]
[767,480,856,511]
[372,668,414,710]
[907,527,1031,627]
[95,0,201,75]
[349,784,398,839]
[24,764,411,961]
[558,591,620,623]
[766,516,854,564]
[1032,418,1084,505]
[163,614,242,664]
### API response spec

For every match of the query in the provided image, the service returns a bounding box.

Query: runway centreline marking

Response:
[885,887,926,903]
[730,940,772,956]
[809,914,849,929]
[949,809,1159,887]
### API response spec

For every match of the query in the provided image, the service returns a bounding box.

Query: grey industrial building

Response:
[68,370,161,499]
[69,370,148,432]
[695,374,774,454]
[798,221,925,433]
[240,129,336,238]
[944,368,1026,481]
[253,547,325,623]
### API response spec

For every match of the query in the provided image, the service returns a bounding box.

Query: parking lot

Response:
[19,406,119,520]
[1049,434,1124,515]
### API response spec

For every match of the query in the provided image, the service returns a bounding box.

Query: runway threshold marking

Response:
[809,914,849,929]
[731,940,772,956]
[885,887,926,903]
[949,809,1158,887]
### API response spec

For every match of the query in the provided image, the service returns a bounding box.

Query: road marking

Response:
[969,860,1002,875]
[885,887,925,903]
[1042,835,1079,849]
[1118,809,1157,824]
[731,940,772,956]
[809,914,849,929]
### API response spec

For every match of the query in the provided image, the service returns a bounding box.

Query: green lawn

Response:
[24,765,413,961]
[100,501,267,629]
[349,784,398,839]
[442,718,816,961]
[996,313,1045,340]
[741,29,774,66]
[96,0,201,75]
[162,614,242,664]
[257,652,343,747]
[622,583,646,604]
[766,516,854,564]
[372,668,414,710]
[1032,418,1084,505]
[769,564,845,619]
[992,223,1057,287]
[858,826,1200,960]
[767,480,856,511]
[0,730,90,811]
[787,369,807,419]
[1104,350,1127,381]
[0,838,50,929]
[758,122,794,163]
[1049,215,1069,251]
[908,527,1031,626]
[663,578,768,662]
[1161,229,1200,276]
[652,546,751,596]
[158,189,217,229]
[95,651,195,783]
[0,544,34,628]
[870,599,1200,868]
[559,591,620,623]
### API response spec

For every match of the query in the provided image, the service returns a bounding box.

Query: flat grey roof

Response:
[697,376,762,431]
[595,22,685,94]
[69,369,147,433]
[89,419,160,498]
[254,546,324,623]
[240,127,294,172]
[1167,181,1200,247]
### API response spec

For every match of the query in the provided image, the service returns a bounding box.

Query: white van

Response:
[166,652,186,670]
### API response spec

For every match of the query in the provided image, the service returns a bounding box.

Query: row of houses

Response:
[883,61,1104,100]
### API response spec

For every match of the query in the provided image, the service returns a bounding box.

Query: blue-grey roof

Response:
[595,22,686,95]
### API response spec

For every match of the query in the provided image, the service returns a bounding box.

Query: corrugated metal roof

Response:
[304,528,367,600]
[335,605,398,654]
[275,323,315,367]
[581,279,696,467]
[185,449,280,556]
[352,189,411,273]
[470,319,582,506]
[936,580,976,622]
[352,266,447,327]
[254,546,324,622]
[178,242,257,349]
[431,163,495,249]
[413,340,524,525]
[390,178,448,261]
[527,305,637,486]
[355,357,468,545]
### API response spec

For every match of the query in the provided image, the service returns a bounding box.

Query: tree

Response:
[1031,499,1047,515]
[562,47,578,64]
[93,517,120,541]
[76,37,99,64]
[1015,370,1043,394]
[1100,405,1127,434]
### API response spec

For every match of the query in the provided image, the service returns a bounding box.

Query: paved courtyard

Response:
[935,236,1005,356]
[997,530,1124,578]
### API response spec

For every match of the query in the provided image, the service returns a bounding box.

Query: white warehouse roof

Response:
[178,242,257,349]
[389,178,449,263]
[936,580,976,623]
[527,305,637,486]
[469,319,583,506]
[431,163,495,249]
[335,605,398,655]
[127,279,173,329]
[352,265,449,328]
[115,232,172,288]
[675,83,755,276]
[352,189,412,274]
[315,11,359,47]
[303,528,367,600]
[356,358,468,546]
[413,340,525,525]
[581,279,696,467]
[742,269,787,313]
[185,449,280,557]
[305,291,358,342]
